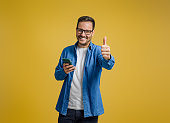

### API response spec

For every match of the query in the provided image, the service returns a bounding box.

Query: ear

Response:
[92,29,95,36]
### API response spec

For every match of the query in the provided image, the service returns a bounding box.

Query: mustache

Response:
[78,36,87,38]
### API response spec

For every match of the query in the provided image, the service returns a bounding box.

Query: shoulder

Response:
[62,44,75,53]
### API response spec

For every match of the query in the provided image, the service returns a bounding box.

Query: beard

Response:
[77,35,91,46]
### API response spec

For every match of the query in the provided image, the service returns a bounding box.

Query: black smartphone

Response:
[62,58,72,65]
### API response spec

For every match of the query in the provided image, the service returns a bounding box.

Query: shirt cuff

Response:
[102,54,115,66]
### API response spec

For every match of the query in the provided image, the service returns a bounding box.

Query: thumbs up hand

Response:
[101,36,111,60]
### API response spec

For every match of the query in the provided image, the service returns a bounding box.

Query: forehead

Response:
[77,21,93,30]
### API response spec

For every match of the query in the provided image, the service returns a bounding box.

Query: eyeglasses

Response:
[76,28,93,35]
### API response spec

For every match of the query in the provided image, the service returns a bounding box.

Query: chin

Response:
[78,39,86,43]
[78,39,91,46]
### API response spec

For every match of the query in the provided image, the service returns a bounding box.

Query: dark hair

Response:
[76,16,95,30]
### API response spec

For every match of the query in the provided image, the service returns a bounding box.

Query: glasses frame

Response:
[76,28,93,35]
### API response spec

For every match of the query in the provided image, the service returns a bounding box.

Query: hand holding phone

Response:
[62,58,75,74]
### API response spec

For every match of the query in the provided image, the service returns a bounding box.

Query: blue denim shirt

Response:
[54,41,115,117]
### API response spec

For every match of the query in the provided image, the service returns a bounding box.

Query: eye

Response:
[77,29,83,33]
[85,30,91,33]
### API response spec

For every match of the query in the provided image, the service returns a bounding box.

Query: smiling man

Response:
[54,16,115,123]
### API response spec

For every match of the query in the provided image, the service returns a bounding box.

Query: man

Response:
[54,16,115,123]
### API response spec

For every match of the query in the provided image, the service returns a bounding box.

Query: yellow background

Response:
[0,0,170,123]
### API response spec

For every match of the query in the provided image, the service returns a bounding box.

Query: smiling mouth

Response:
[79,37,86,40]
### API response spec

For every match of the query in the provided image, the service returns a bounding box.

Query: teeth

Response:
[80,37,86,39]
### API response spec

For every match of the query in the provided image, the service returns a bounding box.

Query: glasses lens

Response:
[77,29,83,34]
[77,28,92,35]
[85,30,91,35]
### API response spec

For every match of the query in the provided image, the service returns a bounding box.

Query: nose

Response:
[80,31,86,36]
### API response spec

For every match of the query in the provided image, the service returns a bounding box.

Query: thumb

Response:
[103,36,107,45]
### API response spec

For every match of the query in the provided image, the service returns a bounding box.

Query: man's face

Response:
[76,21,94,47]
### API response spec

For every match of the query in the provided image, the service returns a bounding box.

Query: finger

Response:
[63,65,70,70]
[67,69,75,73]
[68,66,76,71]
[101,45,110,49]
[103,55,110,60]
[63,63,69,67]
[102,54,110,57]
[65,66,75,72]
[102,52,110,55]
[65,65,74,69]
[102,55,108,58]
[103,36,107,45]
[101,49,110,52]
[66,67,75,73]
[63,65,67,68]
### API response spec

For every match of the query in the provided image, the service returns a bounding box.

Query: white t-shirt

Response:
[68,46,88,110]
